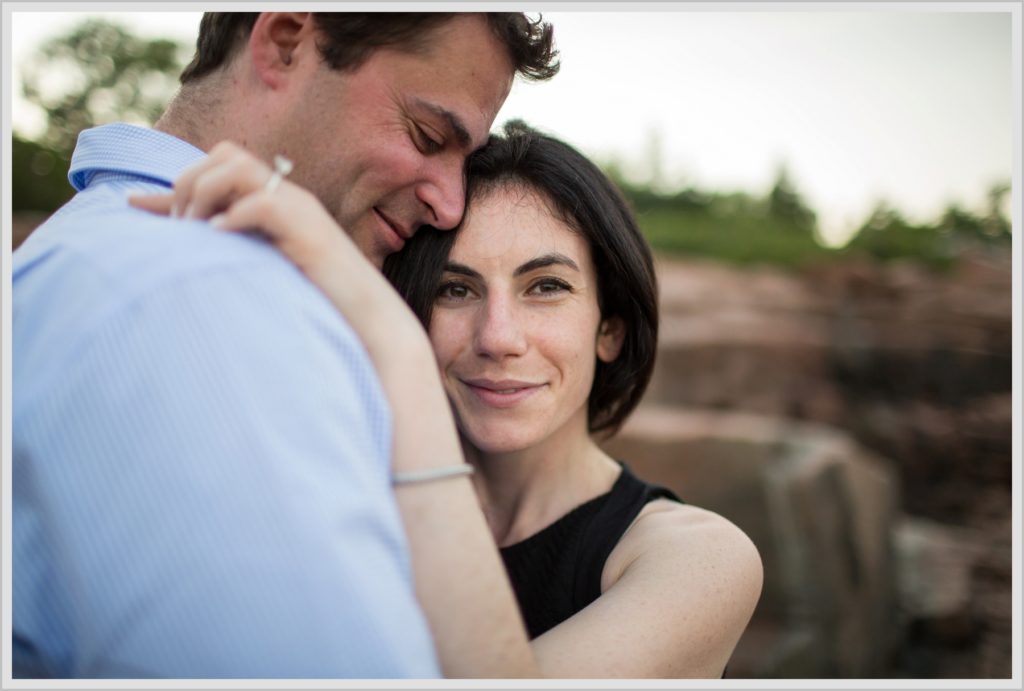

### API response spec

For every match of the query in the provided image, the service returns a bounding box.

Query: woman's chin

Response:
[461,426,537,457]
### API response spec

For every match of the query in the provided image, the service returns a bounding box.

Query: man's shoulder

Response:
[14,183,319,323]
[13,186,368,401]
[13,123,297,325]
[20,185,281,283]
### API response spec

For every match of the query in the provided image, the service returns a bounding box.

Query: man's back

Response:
[12,124,439,678]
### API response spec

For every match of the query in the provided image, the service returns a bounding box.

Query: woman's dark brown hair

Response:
[179,13,558,84]
[383,120,659,437]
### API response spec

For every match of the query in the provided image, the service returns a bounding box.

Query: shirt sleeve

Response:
[13,262,439,678]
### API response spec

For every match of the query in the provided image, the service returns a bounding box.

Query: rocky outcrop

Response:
[890,516,1012,678]
[603,406,900,677]
[649,254,1012,525]
[610,252,1012,678]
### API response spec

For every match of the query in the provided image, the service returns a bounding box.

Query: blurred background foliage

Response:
[606,167,1012,270]
[12,18,189,217]
[11,17,1014,266]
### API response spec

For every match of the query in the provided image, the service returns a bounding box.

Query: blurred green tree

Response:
[13,18,187,214]
[604,159,830,267]
[936,188,1012,257]
[844,181,1012,268]
[11,134,79,213]
[20,18,187,156]
[983,183,1012,239]
[767,165,817,234]
[845,202,954,268]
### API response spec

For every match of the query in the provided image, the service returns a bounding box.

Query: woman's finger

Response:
[210,184,297,236]
[210,182,341,272]
[184,155,272,220]
[128,192,175,215]
[171,154,221,218]
[171,141,258,218]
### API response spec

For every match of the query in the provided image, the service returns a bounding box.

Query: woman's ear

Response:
[596,317,625,364]
[249,13,313,89]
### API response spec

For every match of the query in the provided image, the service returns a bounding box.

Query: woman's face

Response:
[427,185,623,455]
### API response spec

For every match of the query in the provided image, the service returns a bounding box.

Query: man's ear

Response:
[249,13,314,89]
[596,316,626,364]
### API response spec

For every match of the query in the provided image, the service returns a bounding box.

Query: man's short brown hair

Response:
[179,12,559,84]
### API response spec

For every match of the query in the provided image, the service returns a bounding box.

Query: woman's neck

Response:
[466,414,621,547]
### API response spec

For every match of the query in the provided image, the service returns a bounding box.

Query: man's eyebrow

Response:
[514,253,580,277]
[442,262,482,280]
[415,99,471,148]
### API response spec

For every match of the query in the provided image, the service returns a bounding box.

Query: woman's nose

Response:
[473,294,527,359]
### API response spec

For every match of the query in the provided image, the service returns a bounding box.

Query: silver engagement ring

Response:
[264,155,294,193]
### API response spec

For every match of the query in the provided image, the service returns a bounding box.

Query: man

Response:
[12,12,557,678]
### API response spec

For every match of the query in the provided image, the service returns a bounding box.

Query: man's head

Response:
[171,12,558,267]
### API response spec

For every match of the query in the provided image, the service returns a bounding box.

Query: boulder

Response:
[603,404,900,677]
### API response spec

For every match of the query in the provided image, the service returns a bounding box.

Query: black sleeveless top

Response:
[498,463,682,639]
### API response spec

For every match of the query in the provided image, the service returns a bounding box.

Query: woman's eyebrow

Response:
[442,262,482,280]
[514,253,580,277]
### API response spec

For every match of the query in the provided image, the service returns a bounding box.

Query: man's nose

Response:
[417,162,466,231]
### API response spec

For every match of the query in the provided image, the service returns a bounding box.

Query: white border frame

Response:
[2,2,1020,689]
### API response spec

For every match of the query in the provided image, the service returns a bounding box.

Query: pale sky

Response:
[6,7,1016,246]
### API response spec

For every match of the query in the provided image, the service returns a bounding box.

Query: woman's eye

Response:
[437,281,472,301]
[530,278,572,296]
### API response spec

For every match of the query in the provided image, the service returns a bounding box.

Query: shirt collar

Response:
[68,123,207,192]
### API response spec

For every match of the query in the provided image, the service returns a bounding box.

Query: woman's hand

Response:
[130,141,420,353]
[129,141,345,277]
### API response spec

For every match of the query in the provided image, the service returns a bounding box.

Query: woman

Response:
[131,121,762,678]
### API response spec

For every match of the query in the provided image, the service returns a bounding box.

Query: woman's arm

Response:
[530,501,763,678]
[130,142,537,678]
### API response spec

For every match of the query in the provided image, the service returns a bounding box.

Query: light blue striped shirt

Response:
[12,124,440,679]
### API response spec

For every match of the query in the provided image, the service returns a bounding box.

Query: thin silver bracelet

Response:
[392,464,474,486]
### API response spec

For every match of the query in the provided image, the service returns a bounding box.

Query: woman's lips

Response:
[462,379,545,409]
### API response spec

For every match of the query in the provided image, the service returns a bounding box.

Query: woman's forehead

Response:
[453,185,590,266]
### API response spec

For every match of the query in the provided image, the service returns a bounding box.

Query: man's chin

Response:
[367,242,391,270]
[368,252,387,270]
[347,228,388,270]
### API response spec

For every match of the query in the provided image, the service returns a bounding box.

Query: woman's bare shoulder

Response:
[534,498,765,677]
[603,498,763,601]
